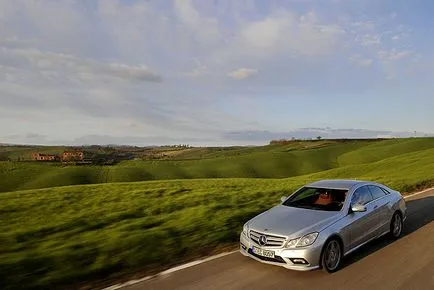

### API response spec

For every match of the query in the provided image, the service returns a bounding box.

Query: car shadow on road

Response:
[340,196,434,269]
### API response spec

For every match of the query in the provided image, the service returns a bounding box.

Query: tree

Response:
[316,136,322,140]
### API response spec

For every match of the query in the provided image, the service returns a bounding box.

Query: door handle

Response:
[373,205,378,209]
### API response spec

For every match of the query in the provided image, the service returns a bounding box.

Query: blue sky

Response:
[0,0,433,145]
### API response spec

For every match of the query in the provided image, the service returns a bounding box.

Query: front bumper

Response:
[239,233,322,271]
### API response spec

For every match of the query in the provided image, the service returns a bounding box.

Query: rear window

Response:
[368,185,387,199]
[380,187,390,194]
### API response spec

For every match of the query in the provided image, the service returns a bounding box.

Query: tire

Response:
[321,238,342,273]
[390,212,403,239]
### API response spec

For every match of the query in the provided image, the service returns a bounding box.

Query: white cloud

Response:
[173,0,221,47]
[182,68,205,78]
[378,49,411,62]
[240,17,282,49]
[359,58,373,67]
[0,47,162,83]
[237,11,344,57]
[349,55,373,67]
[356,34,381,46]
[375,49,418,80]
[174,0,200,26]
[350,20,377,32]
[181,58,208,78]
[227,68,259,80]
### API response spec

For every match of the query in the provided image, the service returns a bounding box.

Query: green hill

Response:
[337,138,434,165]
[1,138,433,192]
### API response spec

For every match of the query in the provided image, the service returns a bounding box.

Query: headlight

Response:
[284,238,299,249]
[296,232,318,247]
[242,223,249,237]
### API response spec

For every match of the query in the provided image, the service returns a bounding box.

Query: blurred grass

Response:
[1,145,434,289]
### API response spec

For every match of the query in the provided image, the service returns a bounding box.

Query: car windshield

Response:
[282,187,348,211]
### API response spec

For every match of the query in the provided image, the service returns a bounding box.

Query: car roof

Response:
[306,179,370,190]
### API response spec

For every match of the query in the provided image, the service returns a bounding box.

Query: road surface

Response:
[123,189,434,290]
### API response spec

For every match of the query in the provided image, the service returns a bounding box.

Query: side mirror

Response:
[351,204,367,213]
[281,196,287,202]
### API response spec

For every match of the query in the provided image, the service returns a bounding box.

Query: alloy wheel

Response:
[323,239,341,272]
[392,213,403,238]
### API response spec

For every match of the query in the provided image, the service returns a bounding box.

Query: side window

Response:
[368,185,386,200]
[351,186,374,205]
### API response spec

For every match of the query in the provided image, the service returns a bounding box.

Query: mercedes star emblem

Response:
[259,235,267,246]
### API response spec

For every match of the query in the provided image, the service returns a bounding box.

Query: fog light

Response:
[290,258,308,265]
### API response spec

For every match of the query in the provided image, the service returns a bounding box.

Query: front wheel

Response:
[390,212,403,239]
[321,239,342,273]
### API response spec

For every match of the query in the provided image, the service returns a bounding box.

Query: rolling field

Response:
[1,138,434,289]
[1,138,433,193]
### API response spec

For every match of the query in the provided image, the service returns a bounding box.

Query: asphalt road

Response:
[126,189,434,290]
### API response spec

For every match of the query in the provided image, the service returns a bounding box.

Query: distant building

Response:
[32,153,59,161]
[62,151,84,162]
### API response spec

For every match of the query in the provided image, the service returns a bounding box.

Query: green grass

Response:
[1,145,434,289]
[337,138,434,166]
[0,162,60,192]
[2,138,433,193]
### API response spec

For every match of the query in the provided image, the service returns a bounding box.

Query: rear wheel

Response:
[321,239,342,273]
[390,212,403,239]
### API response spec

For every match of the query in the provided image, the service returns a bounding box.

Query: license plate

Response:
[252,246,275,258]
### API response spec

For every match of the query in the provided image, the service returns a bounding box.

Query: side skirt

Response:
[343,230,390,257]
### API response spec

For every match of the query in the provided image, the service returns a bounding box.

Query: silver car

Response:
[239,179,407,272]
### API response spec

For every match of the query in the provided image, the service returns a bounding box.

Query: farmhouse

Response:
[32,153,59,161]
[62,151,84,161]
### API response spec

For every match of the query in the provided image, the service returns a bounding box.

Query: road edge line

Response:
[102,250,238,290]
[403,187,433,199]
[103,186,433,290]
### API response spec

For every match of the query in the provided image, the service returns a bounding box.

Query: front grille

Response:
[248,248,286,264]
[249,230,286,247]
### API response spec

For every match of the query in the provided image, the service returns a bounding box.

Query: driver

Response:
[314,189,333,205]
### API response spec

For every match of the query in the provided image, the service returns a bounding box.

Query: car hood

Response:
[248,205,342,238]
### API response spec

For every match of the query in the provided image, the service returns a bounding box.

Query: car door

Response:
[347,186,378,249]
[368,185,390,235]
